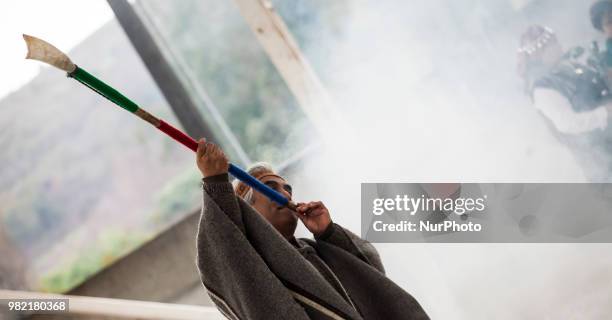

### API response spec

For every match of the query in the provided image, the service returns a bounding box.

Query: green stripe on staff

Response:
[70,67,139,114]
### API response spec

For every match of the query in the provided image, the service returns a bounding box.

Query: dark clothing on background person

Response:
[590,1,612,88]
[528,46,612,181]
[593,39,612,69]
[529,47,611,113]
[589,39,612,94]
[196,174,429,320]
[591,0,612,32]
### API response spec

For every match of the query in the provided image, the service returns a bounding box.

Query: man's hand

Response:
[296,201,332,237]
[196,138,229,178]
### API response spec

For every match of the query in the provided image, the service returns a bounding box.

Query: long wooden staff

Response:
[23,34,296,211]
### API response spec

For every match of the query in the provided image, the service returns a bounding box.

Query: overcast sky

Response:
[0,0,113,100]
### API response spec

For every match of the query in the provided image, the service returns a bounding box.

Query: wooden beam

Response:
[0,290,223,320]
[232,0,351,140]
[106,0,220,146]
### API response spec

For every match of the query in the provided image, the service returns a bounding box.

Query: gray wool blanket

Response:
[196,176,429,320]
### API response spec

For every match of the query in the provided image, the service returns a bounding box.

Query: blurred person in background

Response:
[589,0,612,99]
[194,139,428,320]
[517,24,612,181]
[591,0,612,72]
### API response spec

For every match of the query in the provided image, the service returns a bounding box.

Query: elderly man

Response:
[195,139,428,320]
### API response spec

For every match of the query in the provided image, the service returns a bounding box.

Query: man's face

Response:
[602,8,612,38]
[251,175,298,238]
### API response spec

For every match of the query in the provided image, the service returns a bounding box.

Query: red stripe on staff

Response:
[157,120,198,152]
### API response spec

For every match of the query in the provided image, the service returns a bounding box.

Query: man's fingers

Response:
[204,142,216,158]
[197,140,226,164]
[296,203,309,213]
[196,138,207,158]
[307,208,324,217]
[307,201,321,210]
[208,145,216,156]
[297,201,326,216]
[294,210,307,220]
[296,201,319,213]
[213,147,225,161]
[215,146,223,157]
[196,139,230,178]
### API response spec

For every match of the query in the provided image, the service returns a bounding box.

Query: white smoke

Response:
[286,1,612,318]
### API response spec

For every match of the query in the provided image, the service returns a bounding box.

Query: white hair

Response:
[232,162,276,204]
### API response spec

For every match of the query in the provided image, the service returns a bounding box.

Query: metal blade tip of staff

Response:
[23,34,76,73]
